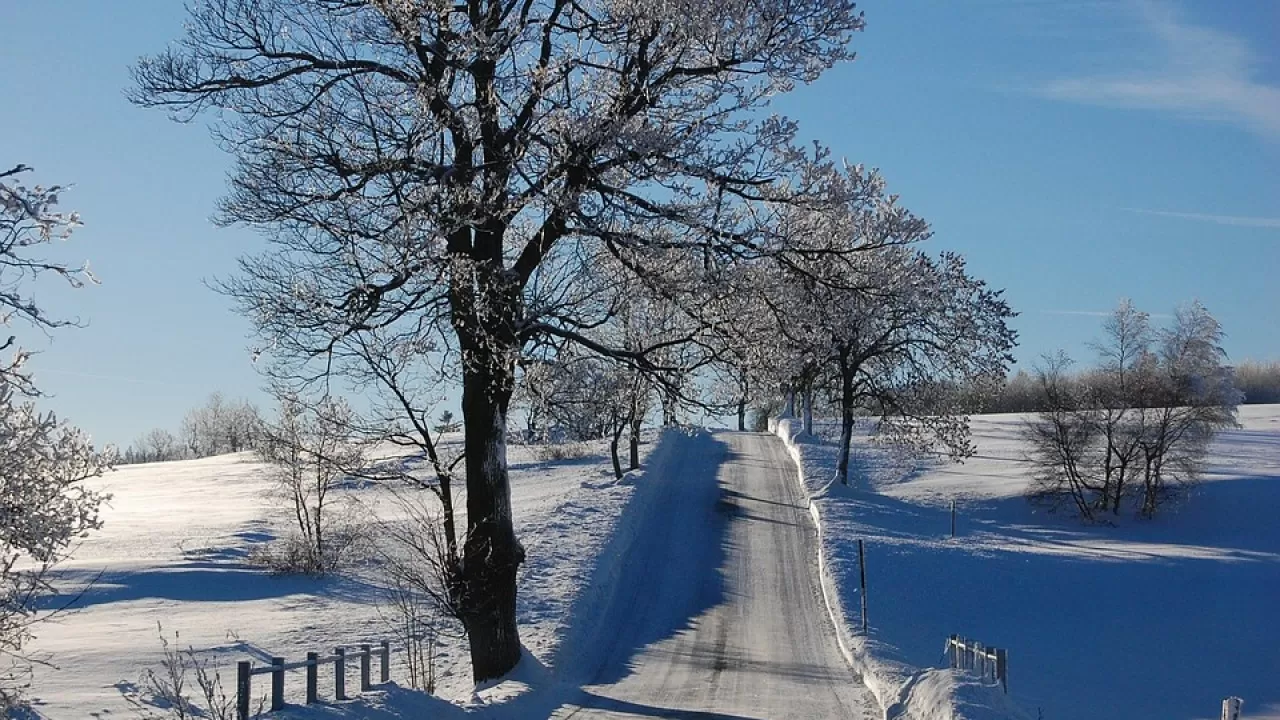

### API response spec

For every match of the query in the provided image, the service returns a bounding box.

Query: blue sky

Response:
[1,0,1277,447]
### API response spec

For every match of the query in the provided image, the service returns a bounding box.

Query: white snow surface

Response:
[24,434,657,718]
[773,405,1280,720]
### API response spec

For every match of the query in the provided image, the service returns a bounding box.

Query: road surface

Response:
[551,431,876,719]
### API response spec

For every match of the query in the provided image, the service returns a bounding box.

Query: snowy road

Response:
[550,431,877,719]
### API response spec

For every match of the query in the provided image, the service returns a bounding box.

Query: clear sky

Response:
[1,0,1277,448]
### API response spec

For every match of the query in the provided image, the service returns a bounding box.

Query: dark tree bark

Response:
[610,415,627,481]
[458,361,523,678]
[836,353,858,485]
[629,401,642,470]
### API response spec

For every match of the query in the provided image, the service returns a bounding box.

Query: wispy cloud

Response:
[1041,309,1173,319]
[1041,310,1113,318]
[1121,208,1280,229]
[1040,1,1280,141]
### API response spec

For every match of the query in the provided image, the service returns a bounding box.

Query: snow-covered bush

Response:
[0,387,111,708]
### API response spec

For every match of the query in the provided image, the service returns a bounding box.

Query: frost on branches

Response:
[131,0,870,681]
[1,165,110,708]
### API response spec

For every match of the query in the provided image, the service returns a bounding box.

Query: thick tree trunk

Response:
[459,364,524,682]
[837,360,856,485]
[783,388,795,417]
[737,399,746,431]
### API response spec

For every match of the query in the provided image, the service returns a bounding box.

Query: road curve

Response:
[551,431,876,719]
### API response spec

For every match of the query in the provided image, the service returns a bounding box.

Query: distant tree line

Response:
[119,392,262,464]
[970,359,1278,414]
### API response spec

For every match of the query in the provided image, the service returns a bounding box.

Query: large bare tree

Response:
[131,0,867,679]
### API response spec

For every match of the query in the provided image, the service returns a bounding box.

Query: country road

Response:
[550,431,877,719]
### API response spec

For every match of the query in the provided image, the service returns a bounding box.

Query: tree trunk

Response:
[459,363,524,682]
[836,359,856,485]
[783,388,795,417]
[737,399,746,432]
[629,406,642,470]
[802,386,814,436]
[661,389,678,426]
[610,418,625,481]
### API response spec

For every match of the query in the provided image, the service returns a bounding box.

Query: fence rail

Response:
[236,639,391,719]
[945,634,1008,693]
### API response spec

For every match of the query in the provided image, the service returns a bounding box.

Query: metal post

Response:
[306,652,319,704]
[858,539,868,633]
[380,640,391,683]
[237,661,251,720]
[270,656,285,711]
[361,644,372,691]
[996,648,1008,693]
[1222,696,1243,720]
[335,647,347,700]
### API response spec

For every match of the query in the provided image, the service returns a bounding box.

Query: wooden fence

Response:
[945,634,1008,693]
[236,640,391,719]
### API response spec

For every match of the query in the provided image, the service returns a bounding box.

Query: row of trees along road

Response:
[129,0,1014,681]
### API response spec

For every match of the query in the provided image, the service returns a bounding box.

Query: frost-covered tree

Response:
[132,0,870,679]
[181,393,262,457]
[744,168,1016,485]
[784,247,1016,485]
[258,394,365,573]
[0,164,109,708]
[1025,300,1240,520]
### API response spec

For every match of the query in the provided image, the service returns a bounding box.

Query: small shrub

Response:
[124,624,263,720]
[247,527,364,575]
[531,441,592,462]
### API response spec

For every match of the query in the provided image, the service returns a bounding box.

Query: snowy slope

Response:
[23,435,657,718]
[774,406,1280,720]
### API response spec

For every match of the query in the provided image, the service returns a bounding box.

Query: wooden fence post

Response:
[237,661,251,720]
[858,539,868,633]
[380,640,391,683]
[1222,696,1243,720]
[306,652,319,704]
[335,647,347,700]
[270,656,285,711]
[361,644,373,691]
[996,648,1008,693]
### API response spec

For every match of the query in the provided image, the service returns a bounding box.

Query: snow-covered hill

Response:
[24,436,658,718]
[775,405,1280,720]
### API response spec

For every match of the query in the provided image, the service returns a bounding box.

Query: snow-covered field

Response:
[774,405,1280,720]
[24,435,659,718]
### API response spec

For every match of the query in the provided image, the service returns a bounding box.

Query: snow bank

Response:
[771,415,1032,720]
[773,407,1280,720]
